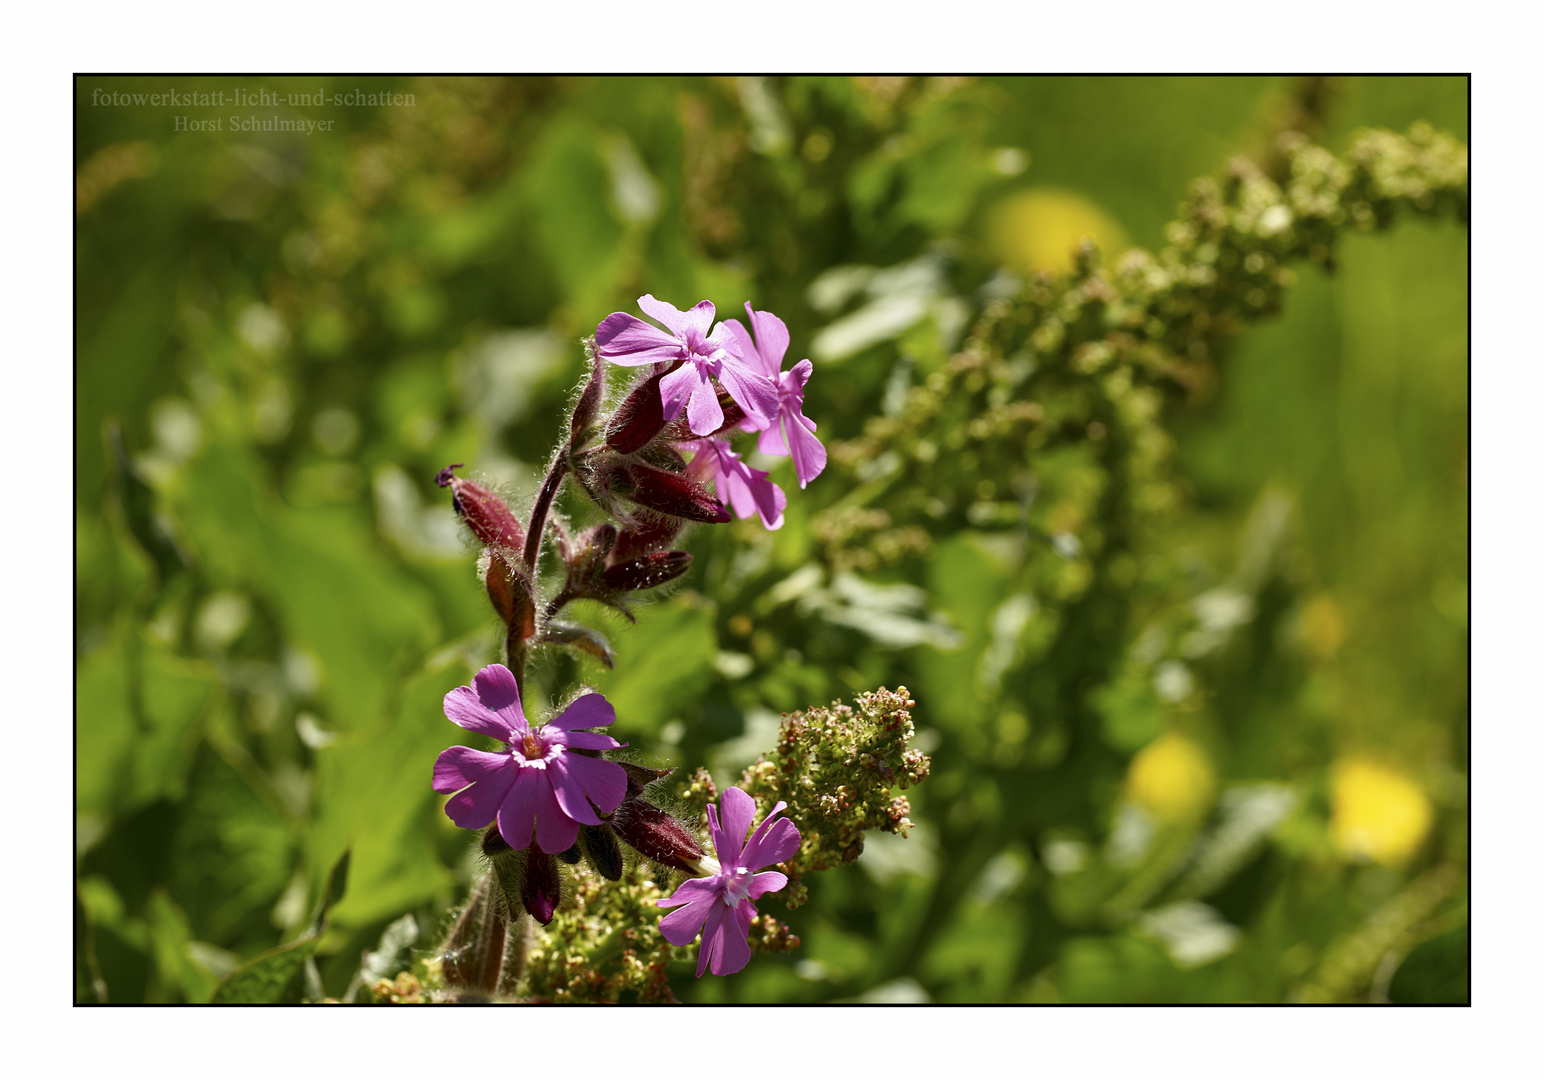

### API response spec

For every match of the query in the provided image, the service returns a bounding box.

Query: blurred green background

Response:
[74,76,1467,1003]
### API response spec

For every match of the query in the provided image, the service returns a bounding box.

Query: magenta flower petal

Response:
[558,750,628,815]
[742,815,800,871]
[473,664,528,733]
[714,350,779,427]
[654,786,801,977]
[756,417,789,457]
[544,693,617,732]
[684,370,725,435]
[444,767,514,830]
[638,294,714,338]
[442,685,514,741]
[657,875,717,912]
[437,671,635,853]
[658,878,716,945]
[547,756,603,827]
[704,901,755,976]
[784,409,827,488]
[432,745,511,794]
[551,729,623,752]
[659,361,710,426]
[719,318,767,379]
[594,312,683,366]
[496,767,543,851]
[746,305,791,373]
[715,786,757,863]
[747,870,789,901]
[535,773,582,854]
[695,902,729,978]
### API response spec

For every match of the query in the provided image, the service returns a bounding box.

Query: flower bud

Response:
[612,798,705,875]
[624,462,731,524]
[521,849,562,925]
[606,369,669,454]
[571,344,607,444]
[608,514,685,565]
[602,551,693,592]
[437,465,525,552]
[578,823,624,882]
[484,549,536,642]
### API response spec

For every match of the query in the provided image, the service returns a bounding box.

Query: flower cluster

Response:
[424,296,852,994]
[592,295,826,531]
[432,662,801,981]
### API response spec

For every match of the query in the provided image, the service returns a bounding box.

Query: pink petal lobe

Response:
[432,746,511,793]
[696,903,727,977]
[473,665,528,733]
[535,774,582,854]
[546,756,603,826]
[707,901,755,976]
[786,408,827,488]
[443,685,513,741]
[746,304,791,372]
[444,768,513,830]
[719,318,767,377]
[757,419,789,457]
[658,362,702,423]
[657,876,718,911]
[635,294,690,334]
[558,750,628,815]
[549,729,622,752]
[747,870,789,900]
[716,356,779,427]
[496,768,542,851]
[716,787,757,864]
[596,313,682,366]
[545,693,616,731]
[743,811,801,870]
[684,369,725,436]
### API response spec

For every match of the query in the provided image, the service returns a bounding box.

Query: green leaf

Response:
[1388,922,1468,1004]
[208,935,318,1004]
[210,848,348,1004]
[584,600,716,736]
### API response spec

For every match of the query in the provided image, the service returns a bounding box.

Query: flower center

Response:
[721,866,754,907]
[522,732,542,759]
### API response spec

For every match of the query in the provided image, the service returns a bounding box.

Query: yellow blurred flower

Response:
[987,188,1128,276]
[1126,732,1215,823]
[1331,758,1433,866]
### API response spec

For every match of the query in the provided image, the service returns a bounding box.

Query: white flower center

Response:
[514,732,562,770]
[721,866,755,907]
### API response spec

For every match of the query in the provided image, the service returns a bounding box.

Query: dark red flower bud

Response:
[485,549,536,643]
[571,345,607,444]
[606,368,670,454]
[437,465,525,552]
[579,824,624,881]
[618,762,675,797]
[521,849,562,925]
[602,551,693,592]
[625,462,731,524]
[612,798,705,875]
[608,514,685,564]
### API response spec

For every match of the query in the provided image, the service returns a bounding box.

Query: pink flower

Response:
[656,787,801,977]
[596,295,777,437]
[432,664,628,855]
[721,304,826,488]
[688,437,786,530]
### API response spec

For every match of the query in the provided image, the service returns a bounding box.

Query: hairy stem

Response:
[523,458,570,574]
